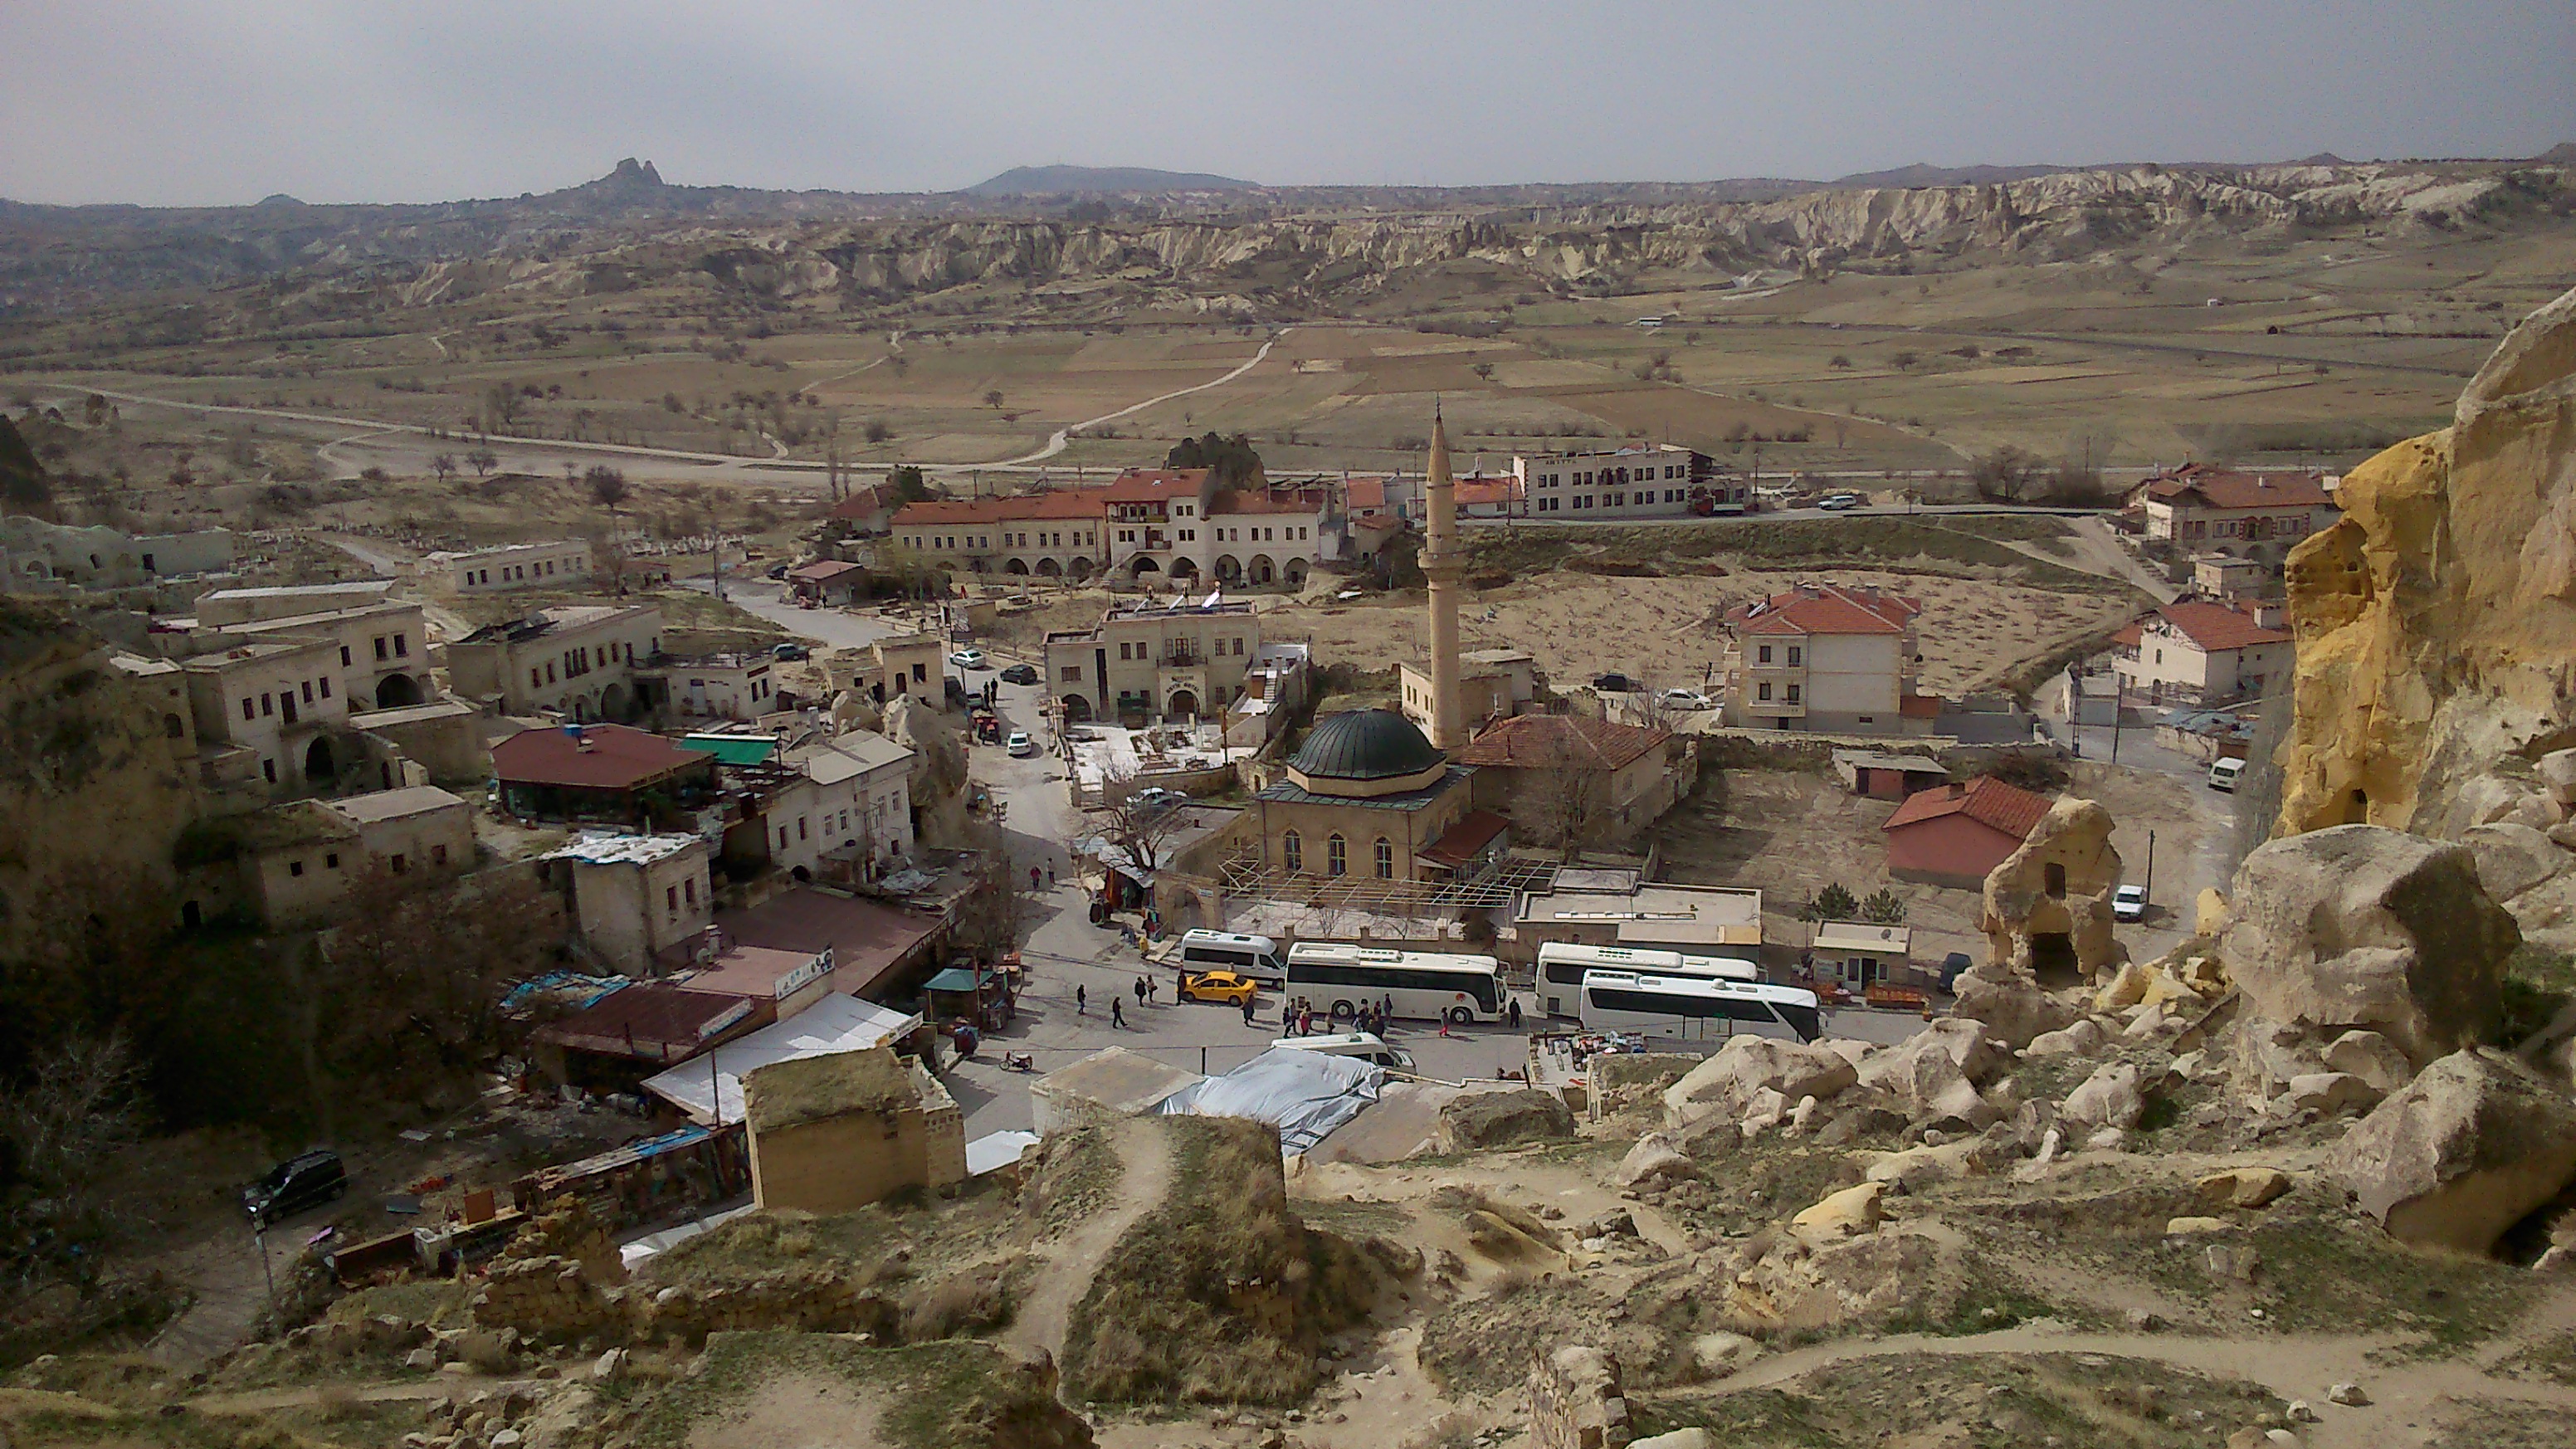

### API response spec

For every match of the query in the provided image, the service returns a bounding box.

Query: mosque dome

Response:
[1290,708,1445,783]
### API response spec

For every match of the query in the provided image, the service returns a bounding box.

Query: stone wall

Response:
[1527,1344,1632,1449]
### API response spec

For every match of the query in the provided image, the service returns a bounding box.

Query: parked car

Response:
[1007,730,1038,757]
[1178,969,1260,1007]
[1132,786,1188,817]
[771,642,808,661]
[1938,952,1973,993]
[949,648,989,671]
[243,1149,346,1226]
[1817,492,1862,511]
[1659,688,1714,710]
[998,663,1039,685]
[2114,885,2148,923]
[1592,672,1637,694]
[765,564,790,580]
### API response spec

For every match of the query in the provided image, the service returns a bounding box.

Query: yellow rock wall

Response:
[2278,285,2576,837]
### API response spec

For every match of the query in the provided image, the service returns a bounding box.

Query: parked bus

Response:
[1177,929,1287,987]
[1534,942,1757,1017]
[1285,944,1505,1025]
[1575,970,1824,1044]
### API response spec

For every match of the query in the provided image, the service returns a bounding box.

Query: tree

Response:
[323,866,561,1093]
[430,452,457,484]
[863,419,895,444]
[1092,772,1193,881]
[1470,361,1495,382]
[481,383,524,433]
[1971,445,2043,504]
[1800,883,1861,922]
[585,464,631,522]
[951,816,1031,963]
[887,464,932,504]
[983,388,1005,410]
[593,529,632,597]
[0,1033,150,1247]
[1858,888,1908,925]
[1890,349,1920,370]
[1164,432,1265,490]
[466,448,498,479]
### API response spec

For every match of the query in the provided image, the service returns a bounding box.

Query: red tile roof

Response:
[1211,487,1329,515]
[1419,809,1509,868]
[1101,469,1208,501]
[893,490,1109,527]
[827,485,892,520]
[493,724,713,791]
[1727,584,1921,637]
[1456,714,1671,772]
[1454,476,1522,508]
[2120,601,2292,653]
[788,559,867,583]
[1899,693,1943,719]
[2139,465,2333,512]
[1881,776,2052,841]
[1345,477,1388,510]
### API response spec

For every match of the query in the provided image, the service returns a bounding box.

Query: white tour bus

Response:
[1576,969,1824,1044]
[1272,1032,1417,1071]
[1284,943,1505,1025]
[1534,942,1757,1017]
[1177,929,1287,987]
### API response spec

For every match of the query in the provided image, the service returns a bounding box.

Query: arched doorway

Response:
[571,699,589,722]
[1061,695,1094,723]
[1004,559,1030,575]
[376,672,422,708]
[1130,556,1162,579]
[1168,557,1199,581]
[1167,689,1200,717]
[600,681,632,720]
[304,737,334,784]
[1215,554,1242,583]
[1069,557,1095,582]
[1284,558,1308,587]
[1249,554,1276,585]
[1037,558,1062,578]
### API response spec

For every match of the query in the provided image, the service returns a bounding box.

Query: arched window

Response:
[1282,830,1302,873]
[1374,837,1393,879]
[2043,862,2066,899]
[1327,833,1347,877]
[163,713,184,739]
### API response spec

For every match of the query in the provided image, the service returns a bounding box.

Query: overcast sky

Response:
[5,1,2569,206]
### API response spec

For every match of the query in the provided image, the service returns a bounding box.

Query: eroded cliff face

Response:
[2278,284,2576,841]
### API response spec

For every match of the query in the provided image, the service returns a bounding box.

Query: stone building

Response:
[544,831,717,976]
[444,604,665,720]
[1248,709,1483,886]
[2110,599,2293,706]
[1,516,232,592]
[2130,465,2338,557]
[743,1046,965,1212]
[1980,797,2125,983]
[1398,647,1536,740]
[426,539,592,593]
[1044,598,1261,724]
[1456,714,1686,849]
[1515,442,1719,519]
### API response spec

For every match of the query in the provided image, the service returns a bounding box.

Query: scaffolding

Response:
[1202,847,1562,917]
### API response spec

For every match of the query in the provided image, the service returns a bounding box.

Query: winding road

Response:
[992,329,1286,466]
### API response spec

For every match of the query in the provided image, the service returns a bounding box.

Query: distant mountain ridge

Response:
[1829,162,2077,189]
[962,165,1258,196]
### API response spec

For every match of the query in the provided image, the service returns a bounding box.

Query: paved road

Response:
[681,576,900,653]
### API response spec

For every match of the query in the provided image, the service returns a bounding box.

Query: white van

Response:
[1178,929,1286,987]
[2208,757,2247,793]
[1272,1032,1415,1071]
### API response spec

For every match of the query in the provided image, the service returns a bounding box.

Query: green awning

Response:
[679,734,777,766]
[923,968,987,993]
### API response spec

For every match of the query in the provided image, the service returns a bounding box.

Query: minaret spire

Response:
[1422,407,1465,751]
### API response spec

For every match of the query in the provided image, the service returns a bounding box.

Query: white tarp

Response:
[1159,1046,1383,1155]
[642,993,921,1125]
[966,1130,1041,1176]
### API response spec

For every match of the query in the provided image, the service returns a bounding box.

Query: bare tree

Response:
[466,448,498,479]
[1091,771,1193,881]
[1471,361,1495,382]
[951,815,1031,962]
[431,452,457,484]
[0,1033,151,1245]
[592,528,633,597]
[983,388,1006,411]
[322,866,561,1088]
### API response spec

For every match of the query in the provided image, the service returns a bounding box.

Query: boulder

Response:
[2024,1020,2105,1057]
[2059,1062,2144,1131]
[1861,1139,1992,1189]
[2456,774,2558,831]
[2462,821,2574,901]
[2321,1029,2415,1095]
[2286,1071,2381,1115]
[2325,1046,2576,1253]
[520,1386,600,1449]
[1664,1037,1856,1128]
[1856,1022,2003,1126]
[2196,888,2232,937]
[2196,1167,2292,1209]
[1634,1432,1715,1449]
[2164,1217,2233,1236]
[1788,1182,1885,1244]
[2218,826,2520,1069]
[1437,1089,1576,1152]
[2538,748,2576,808]
[1612,1132,1694,1187]
[1949,968,2077,1050]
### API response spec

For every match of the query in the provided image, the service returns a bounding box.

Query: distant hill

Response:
[1830,162,2078,189]
[962,165,1257,197]
[2537,142,2576,165]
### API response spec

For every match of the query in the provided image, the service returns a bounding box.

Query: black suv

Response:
[998,663,1039,685]
[242,1149,347,1226]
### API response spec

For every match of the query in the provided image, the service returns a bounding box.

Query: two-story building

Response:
[1516,444,1721,518]
[428,539,593,593]
[887,491,1109,580]
[2110,600,2293,705]
[767,731,918,881]
[232,785,478,928]
[1720,584,1937,734]
[1399,648,1537,741]
[1456,714,1688,849]
[444,604,665,720]
[666,653,777,722]
[543,832,717,976]
[1043,598,1261,724]
[182,637,355,793]
[886,471,1338,588]
[2130,466,2338,556]
[188,592,436,711]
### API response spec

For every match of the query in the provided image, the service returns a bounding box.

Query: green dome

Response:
[1290,708,1444,781]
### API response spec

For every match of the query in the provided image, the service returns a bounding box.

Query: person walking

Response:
[1047,866,1057,887]
[1110,997,1125,1028]
[1076,983,1086,1015]
[1242,995,1257,1028]
[1145,976,1159,1004]
[1133,976,1148,1007]
[1507,997,1524,1030]
[1030,865,1042,891]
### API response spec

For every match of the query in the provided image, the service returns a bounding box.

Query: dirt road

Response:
[1003,1117,1173,1368]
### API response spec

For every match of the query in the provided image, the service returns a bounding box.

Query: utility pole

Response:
[2144,828,2156,905]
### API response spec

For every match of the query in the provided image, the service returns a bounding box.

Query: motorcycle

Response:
[1002,1051,1036,1073]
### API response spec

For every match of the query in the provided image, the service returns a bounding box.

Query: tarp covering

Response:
[1159,1046,1383,1155]
[641,992,921,1125]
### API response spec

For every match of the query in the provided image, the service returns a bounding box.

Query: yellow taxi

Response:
[1177,969,1259,1007]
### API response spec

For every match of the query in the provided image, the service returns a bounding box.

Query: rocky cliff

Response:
[2279,284,2576,837]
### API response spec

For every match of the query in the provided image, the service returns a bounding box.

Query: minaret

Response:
[1422,407,1466,751]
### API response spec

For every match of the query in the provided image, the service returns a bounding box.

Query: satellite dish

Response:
[1202,588,1222,608]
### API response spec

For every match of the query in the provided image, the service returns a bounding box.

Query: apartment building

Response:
[430,539,593,592]
[766,731,918,879]
[886,470,1336,587]
[444,605,665,719]
[2130,466,2337,555]
[1043,598,1261,723]
[2110,600,2293,705]
[888,490,1108,579]
[1515,444,1720,518]
[193,598,435,711]
[1720,583,1937,734]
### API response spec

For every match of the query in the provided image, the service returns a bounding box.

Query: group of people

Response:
[1280,995,1398,1038]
